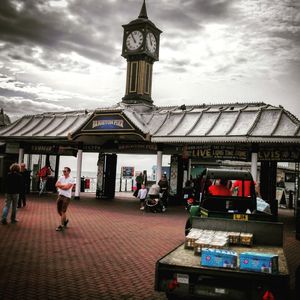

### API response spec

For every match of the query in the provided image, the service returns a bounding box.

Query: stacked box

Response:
[240,233,253,246]
[185,229,203,249]
[201,248,238,269]
[240,252,279,274]
[228,232,240,245]
[194,236,213,255]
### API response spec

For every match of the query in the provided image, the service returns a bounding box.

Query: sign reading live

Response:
[187,145,250,161]
[83,114,133,131]
[186,145,300,162]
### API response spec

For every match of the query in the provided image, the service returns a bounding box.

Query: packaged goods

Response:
[201,248,238,269]
[240,233,253,246]
[240,252,279,274]
[194,236,213,255]
[228,232,240,245]
[185,229,203,249]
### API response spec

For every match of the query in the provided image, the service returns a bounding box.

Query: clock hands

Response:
[130,32,137,44]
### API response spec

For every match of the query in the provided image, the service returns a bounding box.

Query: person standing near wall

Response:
[18,163,29,208]
[133,172,143,197]
[1,163,22,225]
[55,167,75,232]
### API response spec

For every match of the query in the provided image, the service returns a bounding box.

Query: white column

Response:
[156,151,163,184]
[251,152,258,182]
[75,149,83,199]
[18,148,24,164]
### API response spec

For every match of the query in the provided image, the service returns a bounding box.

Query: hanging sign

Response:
[83,114,134,131]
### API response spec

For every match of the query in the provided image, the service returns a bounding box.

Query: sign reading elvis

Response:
[83,114,133,131]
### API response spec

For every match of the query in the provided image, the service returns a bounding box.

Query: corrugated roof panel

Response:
[272,113,299,136]
[170,113,200,136]
[140,113,165,134]
[30,117,54,136]
[229,111,258,136]
[154,113,181,136]
[189,112,219,136]
[208,112,238,136]
[15,117,45,136]
[49,116,80,136]
[251,110,281,136]
[43,116,66,136]
[1,117,33,136]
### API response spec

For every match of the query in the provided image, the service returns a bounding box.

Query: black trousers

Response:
[18,193,26,207]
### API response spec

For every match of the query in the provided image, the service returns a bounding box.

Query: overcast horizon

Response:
[0,0,299,122]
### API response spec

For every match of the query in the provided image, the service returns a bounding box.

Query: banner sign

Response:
[118,143,157,152]
[27,145,57,154]
[187,145,250,161]
[258,147,300,162]
[83,114,133,131]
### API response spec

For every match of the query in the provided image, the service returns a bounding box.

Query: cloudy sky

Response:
[0,0,299,122]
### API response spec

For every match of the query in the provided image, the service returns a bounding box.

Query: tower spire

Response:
[138,0,148,19]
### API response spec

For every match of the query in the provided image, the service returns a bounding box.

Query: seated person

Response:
[208,179,231,197]
[183,180,194,198]
[231,180,256,197]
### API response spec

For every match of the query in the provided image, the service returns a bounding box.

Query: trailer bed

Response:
[158,243,289,277]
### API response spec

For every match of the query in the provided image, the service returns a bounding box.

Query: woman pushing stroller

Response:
[145,174,169,213]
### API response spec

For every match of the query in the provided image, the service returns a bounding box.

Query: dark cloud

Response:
[0,95,72,120]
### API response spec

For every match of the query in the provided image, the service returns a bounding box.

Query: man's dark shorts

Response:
[57,195,71,215]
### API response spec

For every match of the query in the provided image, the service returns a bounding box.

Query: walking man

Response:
[55,167,75,232]
[1,163,22,225]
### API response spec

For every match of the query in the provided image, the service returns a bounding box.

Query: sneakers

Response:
[56,225,64,232]
[11,219,19,224]
[1,219,7,225]
[140,207,145,210]
[64,219,69,228]
[162,206,166,212]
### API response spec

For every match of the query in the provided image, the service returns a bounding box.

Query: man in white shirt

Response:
[55,167,75,232]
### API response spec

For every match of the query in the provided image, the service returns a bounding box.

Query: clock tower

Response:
[121,0,162,106]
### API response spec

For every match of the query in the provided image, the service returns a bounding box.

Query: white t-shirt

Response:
[137,188,147,200]
[57,175,75,198]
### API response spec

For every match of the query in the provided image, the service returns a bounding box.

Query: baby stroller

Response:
[145,184,166,213]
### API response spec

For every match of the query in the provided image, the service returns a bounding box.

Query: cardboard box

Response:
[240,252,278,274]
[201,248,238,269]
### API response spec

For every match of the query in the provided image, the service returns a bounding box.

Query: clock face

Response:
[146,32,157,53]
[126,30,143,51]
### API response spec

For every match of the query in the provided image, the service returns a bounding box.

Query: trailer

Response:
[155,217,289,299]
[155,169,290,299]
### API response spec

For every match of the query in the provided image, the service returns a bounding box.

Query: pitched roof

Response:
[123,102,300,144]
[0,102,299,145]
[0,110,92,141]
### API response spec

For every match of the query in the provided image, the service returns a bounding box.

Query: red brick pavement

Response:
[0,193,299,300]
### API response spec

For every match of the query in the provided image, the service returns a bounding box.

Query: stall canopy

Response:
[0,102,299,147]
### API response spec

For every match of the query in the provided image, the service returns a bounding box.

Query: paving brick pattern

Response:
[0,193,299,299]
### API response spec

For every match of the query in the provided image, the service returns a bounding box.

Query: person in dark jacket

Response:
[18,163,30,208]
[1,163,22,224]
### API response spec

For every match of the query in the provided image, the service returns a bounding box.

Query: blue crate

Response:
[201,248,238,269]
[240,252,278,274]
